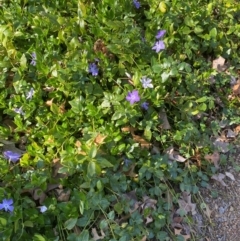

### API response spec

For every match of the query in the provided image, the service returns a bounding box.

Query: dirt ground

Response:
[193,142,240,241]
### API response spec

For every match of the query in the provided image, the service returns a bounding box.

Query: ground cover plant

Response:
[0,0,240,240]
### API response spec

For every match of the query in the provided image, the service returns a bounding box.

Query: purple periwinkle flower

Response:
[3,151,22,163]
[124,158,132,167]
[126,90,140,105]
[14,107,25,115]
[88,63,99,76]
[141,102,149,110]
[156,30,166,39]
[26,87,34,100]
[152,41,165,53]
[39,205,47,213]
[133,0,141,9]
[30,52,37,66]
[140,77,153,89]
[0,199,14,212]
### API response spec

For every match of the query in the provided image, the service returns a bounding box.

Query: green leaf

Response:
[196,96,208,103]
[20,53,27,69]
[33,234,46,241]
[78,230,89,241]
[87,161,101,176]
[97,157,113,168]
[0,217,7,227]
[24,220,34,227]
[69,97,84,113]
[50,103,59,114]
[112,111,122,120]
[209,27,217,38]
[64,218,78,230]
[161,72,170,82]
[89,145,97,158]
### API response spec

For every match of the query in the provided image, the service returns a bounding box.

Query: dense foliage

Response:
[0,0,239,240]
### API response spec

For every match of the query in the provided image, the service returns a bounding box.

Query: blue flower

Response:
[124,158,132,167]
[152,41,165,53]
[126,90,140,105]
[30,52,37,66]
[26,87,34,100]
[39,205,47,213]
[0,198,14,212]
[141,102,149,110]
[140,77,153,89]
[133,0,141,9]
[156,30,166,39]
[3,151,22,163]
[14,107,25,115]
[88,63,99,76]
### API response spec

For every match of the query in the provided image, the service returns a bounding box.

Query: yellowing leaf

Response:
[159,2,167,13]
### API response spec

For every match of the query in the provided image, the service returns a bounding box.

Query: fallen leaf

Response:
[121,126,136,134]
[141,196,157,210]
[234,125,240,134]
[145,216,153,224]
[211,173,227,186]
[212,56,226,72]
[94,133,107,145]
[226,129,236,138]
[43,86,55,92]
[213,138,229,153]
[174,229,191,241]
[205,151,220,169]
[45,98,54,106]
[55,188,71,202]
[177,192,196,215]
[225,171,235,181]
[159,109,171,129]
[92,228,105,240]
[166,147,187,162]
[123,163,138,177]
[232,81,240,95]
[141,236,147,241]
[201,203,212,219]
[33,188,46,204]
[132,134,151,149]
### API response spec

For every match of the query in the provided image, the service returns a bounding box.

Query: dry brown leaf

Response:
[212,56,226,72]
[91,228,105,240]
[75,140,86,155]
[202,203,212,219]
[46,98,54,106]
[232,81,240,95]
[145,216,153,224]
[141,236,147,241]
[166,147,187,162]
[132,134,151,149]
[234,125,240,134]
[121,126,136,134]
[33,188,46,204]
[225,171,235,181]
[94,134,107,145]
[43,86,55,92]
[177,192,196,215]
[213,138,229,153]
[55,188,71,201]
[59,102,66,114]
[159,109,171,129]
[47,184,60,192]
[94,39,108,55]
[226,129,236,138]
[174,229,191,241]
[211,173,227,186]
[204,151,220,169]
[141,196,157,210]
[123,163,138,177]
